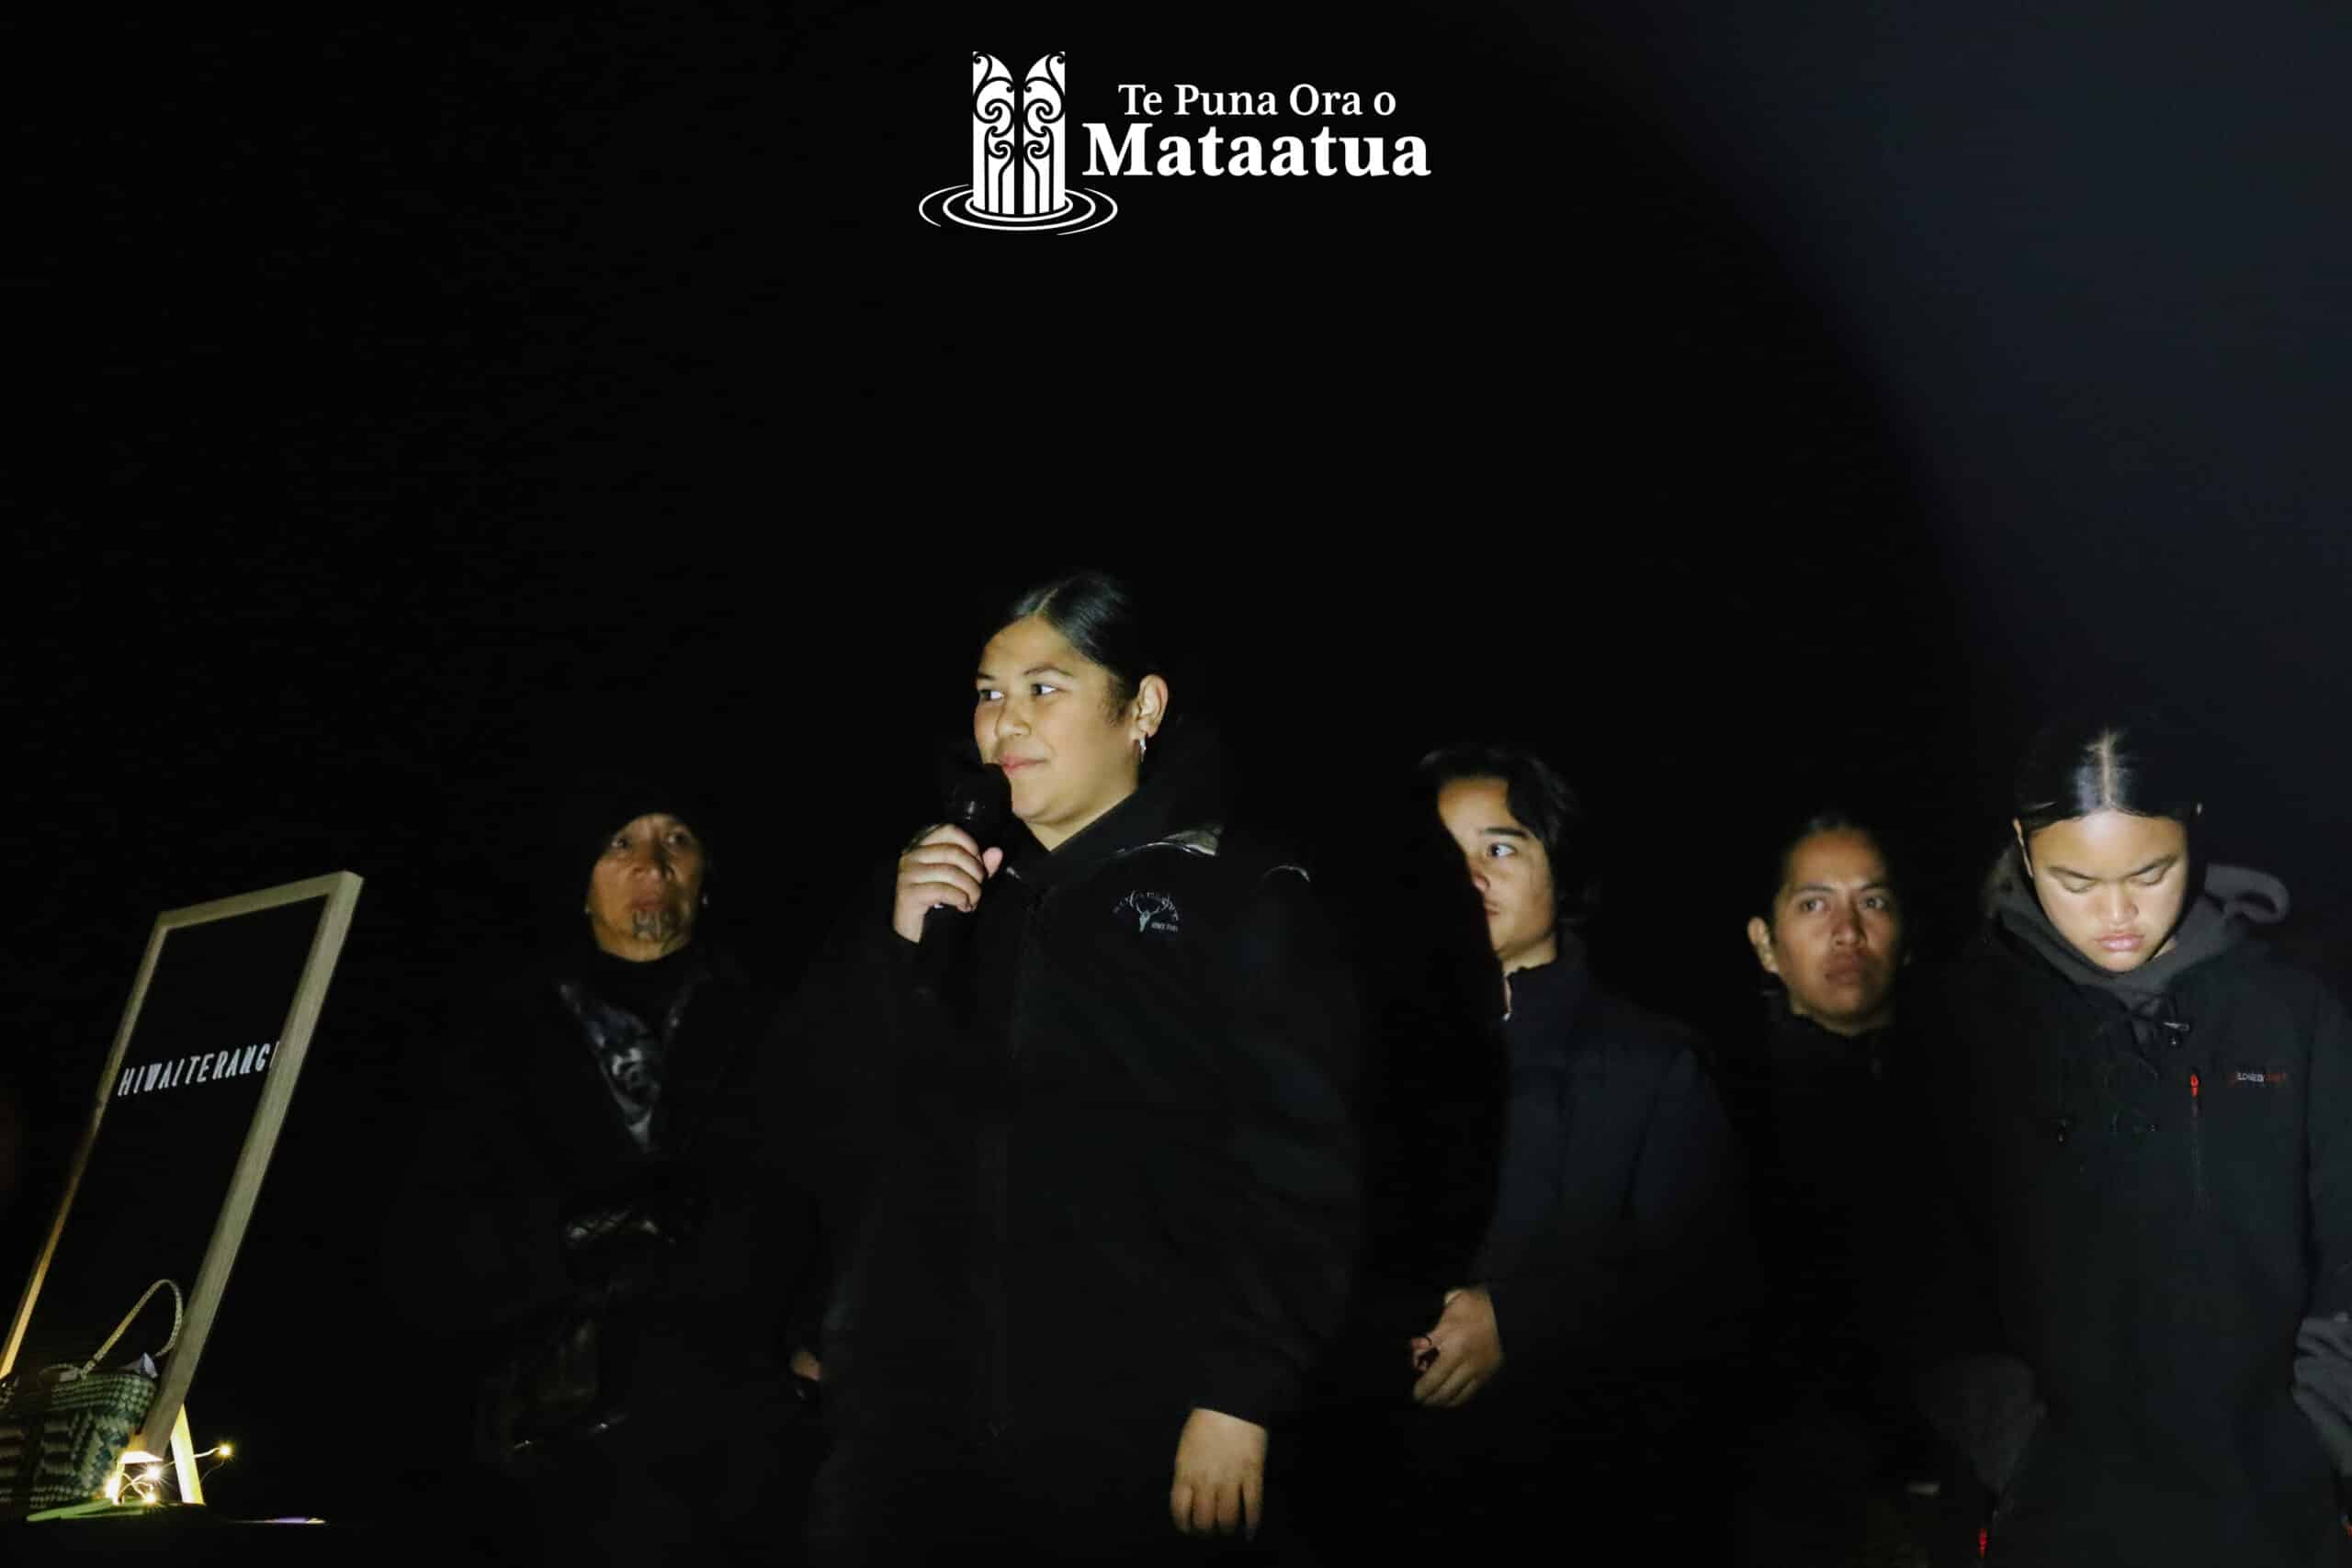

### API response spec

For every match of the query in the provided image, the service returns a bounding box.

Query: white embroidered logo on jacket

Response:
[1117,890,1181,934]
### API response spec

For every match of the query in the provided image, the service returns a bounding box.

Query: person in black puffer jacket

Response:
[803,570,1359,1567]
[1319,743,1747,1557]
[1919,714,2352,1567]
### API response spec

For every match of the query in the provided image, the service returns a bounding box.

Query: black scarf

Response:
[553,944,711,1156]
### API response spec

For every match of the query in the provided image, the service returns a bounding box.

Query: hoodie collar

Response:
[1993,861,2290,1005]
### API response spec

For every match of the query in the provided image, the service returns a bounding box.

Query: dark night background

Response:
[9,0,2351,1540]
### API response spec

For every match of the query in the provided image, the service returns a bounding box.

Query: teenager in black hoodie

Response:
[1923,716,2352,1566]
[803,572,1359,1565]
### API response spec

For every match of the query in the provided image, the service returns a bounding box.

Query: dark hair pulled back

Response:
[999,569,1159,716]
[2012,713,2202,839]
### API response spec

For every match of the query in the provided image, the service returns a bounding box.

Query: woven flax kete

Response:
[0,1280,184,1515]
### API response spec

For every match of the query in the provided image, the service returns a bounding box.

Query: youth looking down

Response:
[2012,802,2193,973]
[1923,716,2352,1567]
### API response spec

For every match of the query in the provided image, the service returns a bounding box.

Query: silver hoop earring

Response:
[1137,734,1148,760]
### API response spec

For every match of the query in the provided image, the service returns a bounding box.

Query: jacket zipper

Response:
[2188,1067,2206,1211]
[973,846,1199,1447]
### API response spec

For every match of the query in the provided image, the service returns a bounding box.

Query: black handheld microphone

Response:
[921,765,1012,942]
[947,764,1013,844]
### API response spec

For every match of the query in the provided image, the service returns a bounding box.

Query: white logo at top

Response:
[1118,891,1180,934]
[919,51,1119,233]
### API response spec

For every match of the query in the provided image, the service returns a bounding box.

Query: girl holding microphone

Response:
[807,570,1358,1564]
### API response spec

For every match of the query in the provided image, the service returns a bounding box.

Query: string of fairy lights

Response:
[103,1438,232,1506]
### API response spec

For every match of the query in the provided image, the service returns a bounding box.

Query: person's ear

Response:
[1746,916,1780,976]
[1131,673,1170,741]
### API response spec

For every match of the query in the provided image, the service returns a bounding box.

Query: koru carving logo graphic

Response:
[917,51,1119,233]
[1117,890,1181,935]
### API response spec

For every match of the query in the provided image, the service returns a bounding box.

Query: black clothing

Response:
[554,947,700,1153]
[1927,865,2352,1566]
[453,945,785,1324]
[1286,843,1502,1563]
[1474,947,1747,1386]
[1727,1004,1984,1566]
[1476,953,1584,1281]
[1316,834,1506,1382]
[1468,951,1747,1546]
[1739,1011,1915,1397]
[809,741,1360,1563]
[391,938,810,1565]
[1734,1006,1976,1426]
[1311,942,1747,1557]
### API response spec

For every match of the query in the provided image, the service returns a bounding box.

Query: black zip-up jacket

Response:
[1734,1010,1928,1409]
[1471,947,1747,1402]
[1925,866,2352,1566]
[818,746,1361,1458]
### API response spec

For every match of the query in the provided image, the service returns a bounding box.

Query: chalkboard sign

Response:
[1,873,362,1474]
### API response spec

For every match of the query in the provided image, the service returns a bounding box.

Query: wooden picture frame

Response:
[2,872,363,1490]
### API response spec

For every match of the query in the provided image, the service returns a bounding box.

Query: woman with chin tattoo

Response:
[387,780,812,1567]
[1921,715,2352,1567]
